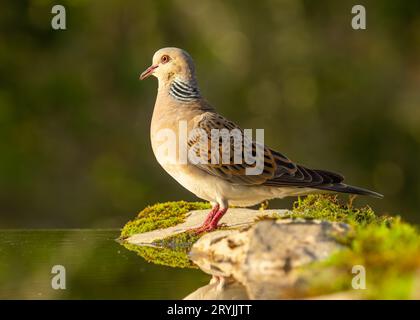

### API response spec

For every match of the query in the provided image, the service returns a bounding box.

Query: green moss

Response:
[120,201,210,238]
[122,242,196,269]
[120,201,210,269]
[284,194,382,226]
[153,231,202,249]
[288,195,420,299]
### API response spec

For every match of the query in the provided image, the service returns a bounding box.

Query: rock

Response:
[190,218,350,299]
[125,208,285,245]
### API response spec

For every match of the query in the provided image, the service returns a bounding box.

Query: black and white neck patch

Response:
[169,78,201,102]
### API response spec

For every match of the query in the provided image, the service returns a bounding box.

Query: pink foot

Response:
[192,208,228,234]
[189,204,219,234]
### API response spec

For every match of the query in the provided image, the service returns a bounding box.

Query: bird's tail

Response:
[315,183,383,198]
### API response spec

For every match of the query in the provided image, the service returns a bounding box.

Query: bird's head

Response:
[140,47,196,84]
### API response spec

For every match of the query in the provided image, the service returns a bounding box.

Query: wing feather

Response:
[188,112,344,188]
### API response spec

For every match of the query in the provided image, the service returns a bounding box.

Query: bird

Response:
[139,47,383,233]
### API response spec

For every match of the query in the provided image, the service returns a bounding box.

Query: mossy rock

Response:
[120,201,211,238]
[120,201,210,268]
[119,196,420,298]
[284,194,380,225]
[285,195,420,299]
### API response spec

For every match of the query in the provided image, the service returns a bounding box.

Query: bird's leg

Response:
[202,204,220,226]
[203,207,228,232]
[190,204,219,233]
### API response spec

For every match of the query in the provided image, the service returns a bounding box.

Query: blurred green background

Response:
[1,0,419,228]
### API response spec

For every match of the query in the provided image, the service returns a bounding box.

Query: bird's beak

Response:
[139,64,158,80]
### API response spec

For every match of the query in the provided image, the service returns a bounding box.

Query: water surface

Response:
[0,229,210,299]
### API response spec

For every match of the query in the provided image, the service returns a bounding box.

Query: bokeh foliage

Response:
[1,0,420,227]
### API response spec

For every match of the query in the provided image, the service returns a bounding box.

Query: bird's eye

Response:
[161,55,170,64]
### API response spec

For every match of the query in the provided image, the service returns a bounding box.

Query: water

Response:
[0,229,210,299]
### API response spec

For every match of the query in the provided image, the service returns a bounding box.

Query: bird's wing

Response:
[189,112,344,187]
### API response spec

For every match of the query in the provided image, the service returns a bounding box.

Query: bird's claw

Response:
[189,223,220,235]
